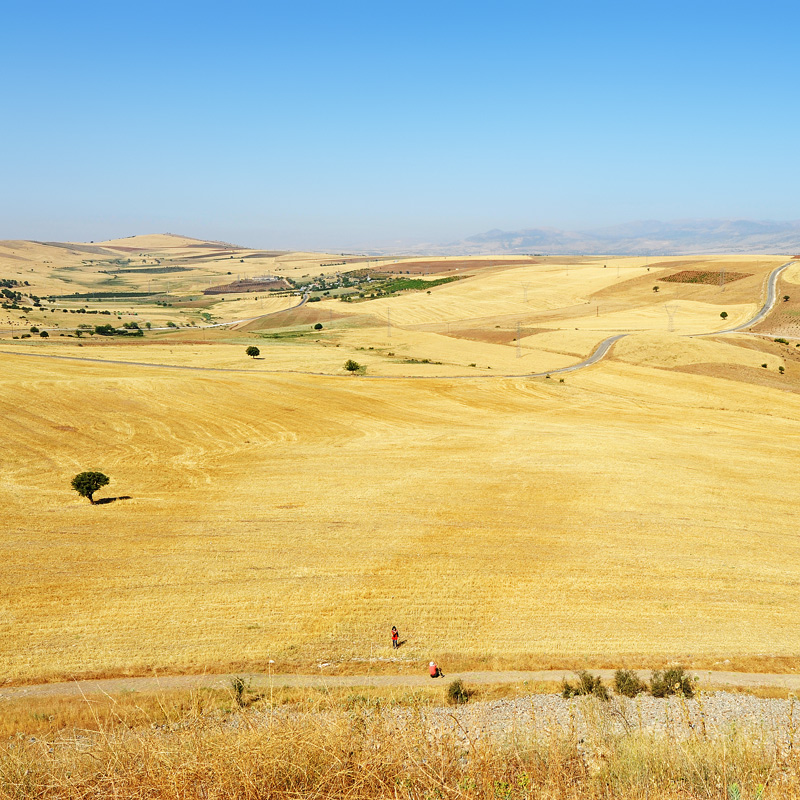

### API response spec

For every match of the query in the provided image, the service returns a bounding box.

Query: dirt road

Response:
[3,669,800,701]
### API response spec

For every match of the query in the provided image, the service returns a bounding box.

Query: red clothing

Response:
[429,663,438,677]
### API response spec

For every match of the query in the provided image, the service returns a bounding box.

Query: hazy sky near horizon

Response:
[3,1,799,250]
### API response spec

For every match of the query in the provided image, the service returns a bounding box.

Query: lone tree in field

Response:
[246,346,260,358]
[344,359,362,373]
[720,311,728,320]
[71,471,110,504]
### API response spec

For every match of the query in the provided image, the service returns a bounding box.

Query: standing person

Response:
[391,626,399,649]
[429,661,442,678]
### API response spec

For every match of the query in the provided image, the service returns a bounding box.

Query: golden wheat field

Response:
[1,236,799,683]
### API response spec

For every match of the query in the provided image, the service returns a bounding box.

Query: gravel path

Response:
[4,669,800,701]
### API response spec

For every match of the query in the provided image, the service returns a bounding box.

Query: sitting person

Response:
[428,660,442,678]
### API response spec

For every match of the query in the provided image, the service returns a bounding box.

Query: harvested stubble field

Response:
[1,242,799,689]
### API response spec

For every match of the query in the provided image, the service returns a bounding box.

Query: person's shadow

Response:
[397,639,408,648]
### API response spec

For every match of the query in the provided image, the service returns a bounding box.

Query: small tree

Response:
[652,286,659,293]
[39,330,49,338]
[720,311,728,320]
[246,346,260,358]
[71,471,110,504]
[344,359,362,373]
[784,295,790,302]
[314,323,323,330]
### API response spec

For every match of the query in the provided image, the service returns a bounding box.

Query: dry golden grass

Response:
[2,247,800,685]
[4,336,800,682]
[0,689,791,799]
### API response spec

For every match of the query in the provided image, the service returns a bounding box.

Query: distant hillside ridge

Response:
[363,219,800,256]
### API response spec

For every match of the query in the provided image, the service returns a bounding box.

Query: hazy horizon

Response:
[3,1,799,251]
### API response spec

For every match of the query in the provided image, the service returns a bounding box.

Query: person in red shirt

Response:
[391,626,399,649]
[429,661,442,678]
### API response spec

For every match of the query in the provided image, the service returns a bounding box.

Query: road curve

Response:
[0,333,630,382]
[712,260,793,334]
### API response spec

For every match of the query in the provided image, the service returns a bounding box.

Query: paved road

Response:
[712,261,793,334]
[3,668,800,700]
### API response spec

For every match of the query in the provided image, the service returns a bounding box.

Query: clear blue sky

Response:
[2,1,799,250]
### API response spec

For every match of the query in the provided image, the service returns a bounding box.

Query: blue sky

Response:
[2,1,799,249]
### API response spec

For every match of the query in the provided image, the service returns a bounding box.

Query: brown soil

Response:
[660,270,751,285]
[446,326,551,345]
[239,304,376,332]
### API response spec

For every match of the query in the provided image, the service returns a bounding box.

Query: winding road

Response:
[0,263,793,380]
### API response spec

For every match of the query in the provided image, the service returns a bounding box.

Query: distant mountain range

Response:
[366,219,800,256]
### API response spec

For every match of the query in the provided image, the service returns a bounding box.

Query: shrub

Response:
[344,359,362,373]
[650,667,695,698]
[774,338,789,344]
[39,330,48,338]
[29,326,39,333]
[761,364,767,368]
[779,366,785,374]
[314,323,323,330]
[446,679,470,705]
[614,669,647,697]
[229,676,251,708]
[562,671,608,700]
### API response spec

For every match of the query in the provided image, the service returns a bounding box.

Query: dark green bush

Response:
[614,669,647,697]
[446,679,470,705]
[562,671,608,701]
[650,667,695,698]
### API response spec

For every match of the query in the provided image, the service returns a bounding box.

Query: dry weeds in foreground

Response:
[0,688,794,799]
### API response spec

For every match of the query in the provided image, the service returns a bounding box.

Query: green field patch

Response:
[380,276,460,293]
[258,330,316,340]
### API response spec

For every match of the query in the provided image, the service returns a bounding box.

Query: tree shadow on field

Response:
[94,496,132,505]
